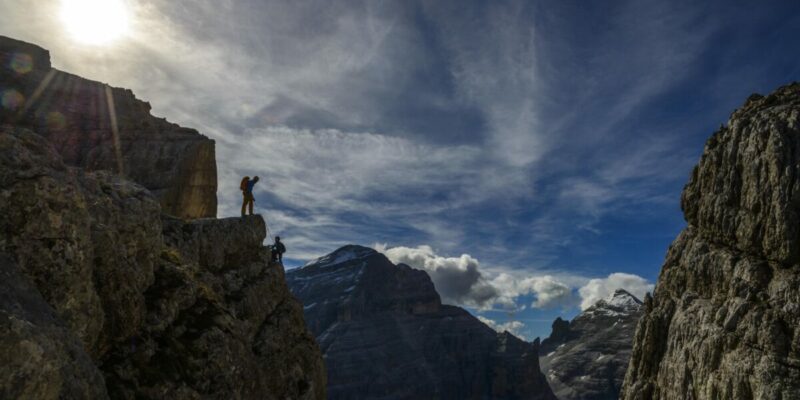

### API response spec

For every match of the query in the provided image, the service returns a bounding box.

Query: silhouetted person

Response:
[241,175,259,216]
[272,236,286,263]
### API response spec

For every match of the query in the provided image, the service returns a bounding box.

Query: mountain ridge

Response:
[288,244,556,400]
[539,289,644,400]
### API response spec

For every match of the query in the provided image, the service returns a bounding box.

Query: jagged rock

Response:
[287,245,556,400]
[103,216,326,400]
[0,50,325,397]
[0,35,217,219]
[0,254,109,400]
[0,125,161,355]
[622,83,800,400]
[539,290,643,400]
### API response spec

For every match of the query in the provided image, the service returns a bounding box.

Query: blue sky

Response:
[3,0,800,340]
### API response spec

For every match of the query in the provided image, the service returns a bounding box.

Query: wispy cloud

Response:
[3,1,798,340]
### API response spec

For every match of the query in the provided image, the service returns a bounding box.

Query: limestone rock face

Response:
[104,216,326,400]
[621,83,800,400]
[0,125,161,356]
[0,35,217,219]
[539,290,643,400]
[0,127,324,398]
[287,245,556,400]
[0,254,109,400]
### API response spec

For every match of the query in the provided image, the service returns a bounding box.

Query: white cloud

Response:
[376,244,499,309]
[488,273,576,309]
[577,272,653,310]
[376,244,578,311]
[477,316,527,340]
[376,244,655,315]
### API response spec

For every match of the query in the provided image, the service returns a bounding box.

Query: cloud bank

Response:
[377,244,652,313]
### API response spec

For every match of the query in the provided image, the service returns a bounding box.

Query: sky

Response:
[2,0,800,341]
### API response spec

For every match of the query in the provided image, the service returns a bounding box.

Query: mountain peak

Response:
[605,289,642,307]
[303,245,378,268]
[592,289,642,310]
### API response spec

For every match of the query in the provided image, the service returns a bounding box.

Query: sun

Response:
[61,0,130,45]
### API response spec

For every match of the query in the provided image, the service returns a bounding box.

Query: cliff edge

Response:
[0,36,325,400]
[621,83,800,399]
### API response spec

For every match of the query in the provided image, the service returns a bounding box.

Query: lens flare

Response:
[61,0,130,45]
[46,112,67,131]
[1,89,24,110]
[9,52,33,74]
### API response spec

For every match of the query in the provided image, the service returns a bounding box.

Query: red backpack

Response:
[240,176,250,191]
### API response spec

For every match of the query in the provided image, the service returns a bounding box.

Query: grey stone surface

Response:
[287,245,556,400]
[0,35,217,219]
[621,83,800,400]
[540,290,643,400]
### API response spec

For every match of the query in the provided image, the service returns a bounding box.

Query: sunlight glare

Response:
[61,0,130,45]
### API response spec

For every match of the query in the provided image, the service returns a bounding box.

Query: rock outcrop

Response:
[0,124,325,399]
[0,35,216,219]
[0,35,325,399]
[539,290,643,400]
[287,245,556,400]
[621,83,800,399]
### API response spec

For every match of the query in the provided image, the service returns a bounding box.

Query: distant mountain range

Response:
[287,245,556,400]
[539,290,644,400]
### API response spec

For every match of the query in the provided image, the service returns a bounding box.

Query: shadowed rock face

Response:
[0,41,325,397]
[0,254,108,400]
[621,83,800,400]
[539,290,643,400]
[0,35,216,219]
[287,245,556,400]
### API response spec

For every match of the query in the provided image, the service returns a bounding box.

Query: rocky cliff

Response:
[0,36,325,399]
[621,83,800,399]
[539,290,643,400]
[286,245,556,400]
[0,124,325,399]
[0,36,216,219]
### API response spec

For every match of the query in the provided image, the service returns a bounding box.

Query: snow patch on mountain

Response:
[304,245,376,268]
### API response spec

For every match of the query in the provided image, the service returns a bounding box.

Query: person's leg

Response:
[247,195,254,215]
[241,195,247,216]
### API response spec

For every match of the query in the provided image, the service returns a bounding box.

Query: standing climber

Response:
[272,236,286,263]
[240,175,259,216]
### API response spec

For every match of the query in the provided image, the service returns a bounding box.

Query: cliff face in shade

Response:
[287,245,556,400]
[0,126,325,399]
[621,83,800,400]
[539,290,643,400]
[0,35,216,219]
[0,34,325,397]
